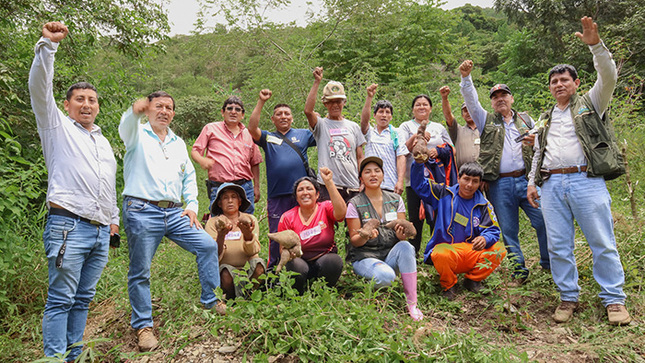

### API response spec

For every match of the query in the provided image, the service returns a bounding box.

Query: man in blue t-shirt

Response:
[248,89,316,270]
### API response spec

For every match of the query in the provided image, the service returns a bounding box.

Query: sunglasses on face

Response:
[226,106,243,112]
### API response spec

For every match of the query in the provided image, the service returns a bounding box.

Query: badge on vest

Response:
[225,231,242,240]
[474,138,480,145]
[454,213,469,227]
[385,211,397,222]
[267,135,283,145]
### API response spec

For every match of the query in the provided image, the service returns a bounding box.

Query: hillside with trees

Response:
[1,0,644,361]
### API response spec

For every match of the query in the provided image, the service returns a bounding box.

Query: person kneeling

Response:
[346,157,423,321]
[411,160,506,300]
[206,183,266,299]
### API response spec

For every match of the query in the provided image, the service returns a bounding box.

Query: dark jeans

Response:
[286,253,344,294]
[406,186,435,256]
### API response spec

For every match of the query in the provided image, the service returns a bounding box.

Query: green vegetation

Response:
[1,0,644,361]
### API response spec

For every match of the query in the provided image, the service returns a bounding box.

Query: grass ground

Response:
[5,148,645,363]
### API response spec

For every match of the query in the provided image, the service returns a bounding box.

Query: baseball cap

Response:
[359,156,384,176]
[321,81,347,103]
[489,84,512,98]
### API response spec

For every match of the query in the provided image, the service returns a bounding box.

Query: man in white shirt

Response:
[528,17,631,325]
[29,22,119,361]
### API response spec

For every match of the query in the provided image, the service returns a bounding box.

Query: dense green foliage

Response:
[1,0,644,361]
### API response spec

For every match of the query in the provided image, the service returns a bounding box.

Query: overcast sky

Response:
[163,0,495,36]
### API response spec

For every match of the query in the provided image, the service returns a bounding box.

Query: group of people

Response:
[31,16,631,361]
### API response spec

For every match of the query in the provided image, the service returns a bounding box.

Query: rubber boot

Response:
[401,272,423,321]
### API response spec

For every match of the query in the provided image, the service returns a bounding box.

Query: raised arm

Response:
[29,22,69,129]
[248,89,272,141]
[320,167,347,221]
[360,84,378,135]
[118,98,147,149]
[459,60,488,133]
[577,17,617,116]
[304,67,323,129]
[440,86,456,127]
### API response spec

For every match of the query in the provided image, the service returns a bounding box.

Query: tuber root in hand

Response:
[357,219,380,240]
[268,230,303,272]
[384,219,417,239]
[413,121,430,163]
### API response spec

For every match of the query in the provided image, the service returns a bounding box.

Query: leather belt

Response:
[499,169,525,178]
[49,207,105,226]
[128,196,183,208]
[543,166,587,175]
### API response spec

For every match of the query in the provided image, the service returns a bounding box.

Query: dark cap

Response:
[489,84,512,98]
[460,102,468,110]
[359,156,384,176]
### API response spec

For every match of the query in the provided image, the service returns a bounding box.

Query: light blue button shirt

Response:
[119,108,199,213]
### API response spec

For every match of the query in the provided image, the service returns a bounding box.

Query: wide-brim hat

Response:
[359,156,384,176]
[489,84,512,98]
[321,81,347,102]
[210,183,251,215]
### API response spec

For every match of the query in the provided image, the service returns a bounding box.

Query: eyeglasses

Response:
[226,106,243,112]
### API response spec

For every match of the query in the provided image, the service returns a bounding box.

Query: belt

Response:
[208,179,249,188]
[499,169,526,178]
[49,207,105,226]
[543,166,587,175]
[127,196,183,208]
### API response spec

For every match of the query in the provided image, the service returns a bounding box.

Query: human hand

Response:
[472,236,486,251]
[439,86,451,98]
[132,98,150,115]
[366,84,378,98]
[199,158,215,171]
[254,185,261,203]
[575,16,600,46]
[459,60,473,78]
[522,133,536,147]
[428,147,438,159]
[259,89,272,101]
[313,67,323,82]
[42,22,69,43]
[479,180,489,192]
[182,209,203,229]
[237,218,254,238]
[394,180,404,195]
[394,224,407,241]
[109,224,119,236]
[320,167,333,183]
[527,185,540,208]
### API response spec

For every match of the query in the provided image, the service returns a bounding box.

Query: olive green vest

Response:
[533,93,625,186]
[477,110,535,181]
[346,191,401,263]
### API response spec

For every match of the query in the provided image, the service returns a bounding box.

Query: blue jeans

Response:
[487,175,549,277]
[541,173,626,306]
[352,241,416,288]
[42,215,109,360]
[123,197,220,330]
[209,180,254,214]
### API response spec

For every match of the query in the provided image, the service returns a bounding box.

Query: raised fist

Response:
[439,86,451,98]
[42,22,69,43]
[132,98,150,115]
[313,67,323,82]
[366,84,378,98]
[459,60,473,78]
[259,89,272,101]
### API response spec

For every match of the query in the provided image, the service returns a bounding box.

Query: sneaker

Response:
[463,278,483,293]
[607,304,631,326]
[552,301,578,323]
[442,285,458,301]
[137,327,158,352]
[212,300,227,315]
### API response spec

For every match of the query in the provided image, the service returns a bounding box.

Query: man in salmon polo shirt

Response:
[192,96,263,213]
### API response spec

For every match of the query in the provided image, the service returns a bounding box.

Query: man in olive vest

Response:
[527,17,630,325]
[459,61,549,284]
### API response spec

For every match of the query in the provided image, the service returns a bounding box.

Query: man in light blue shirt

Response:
[120,91,225,352]
[30,21,119,361]
[460,62,549,284]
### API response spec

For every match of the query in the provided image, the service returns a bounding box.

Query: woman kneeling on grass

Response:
[346,156,423,321]
[205,183,265,299]
[277,167,347,294]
